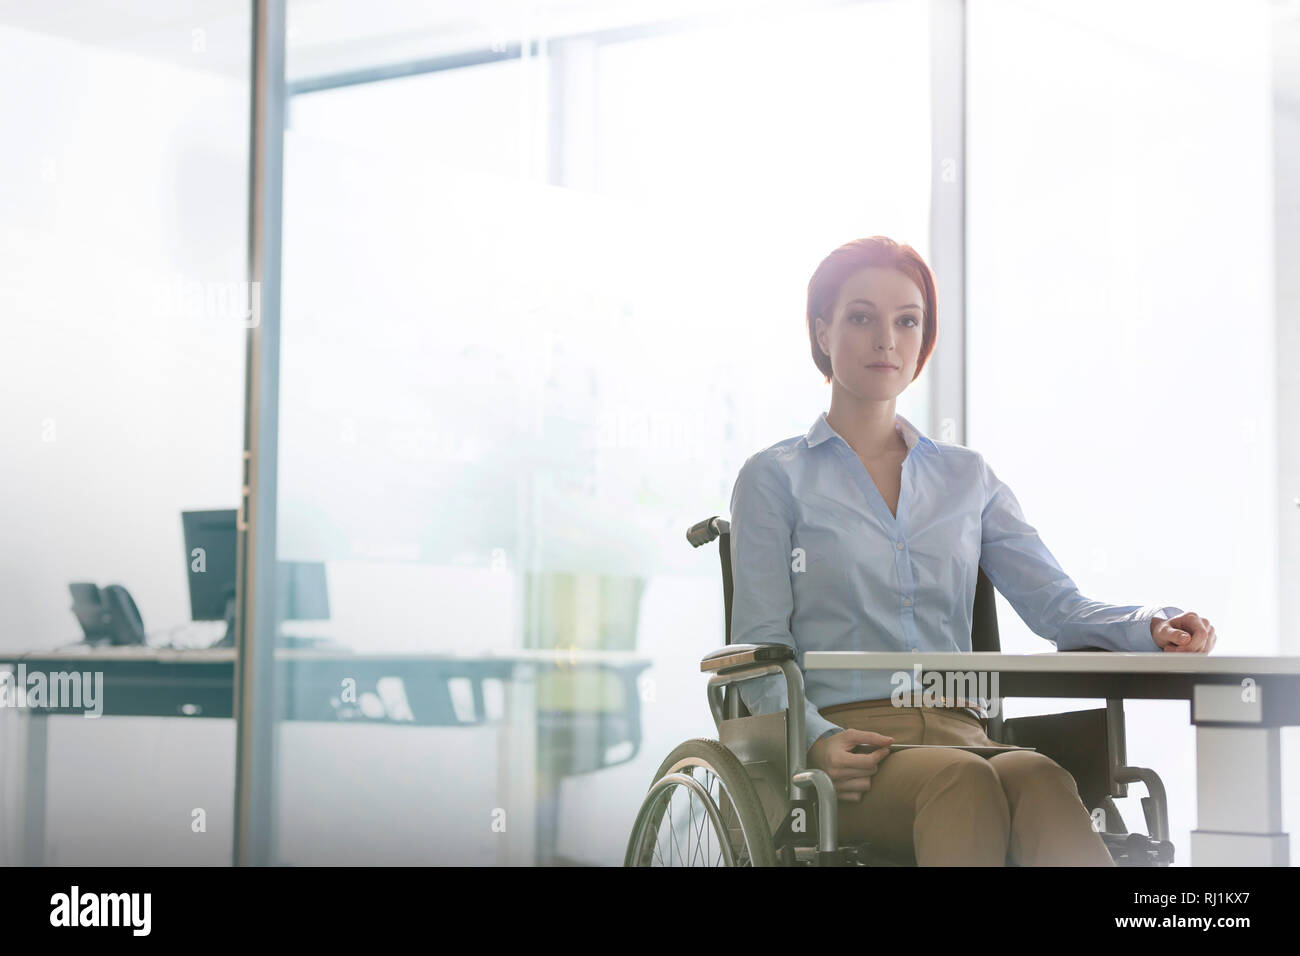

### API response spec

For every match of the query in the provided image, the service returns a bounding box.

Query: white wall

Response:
[1275,11,1300,660]
[968,0,1293,863]
[1273,2,1300,868]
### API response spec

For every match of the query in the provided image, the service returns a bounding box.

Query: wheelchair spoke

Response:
[688,787,703,867]
[706,766,748,866]
[681,789,697,865]
[666,793,685,866]
[701,769,724,866]
[689,773,711,867]
[685,772,708,866]
[707,770,717,868]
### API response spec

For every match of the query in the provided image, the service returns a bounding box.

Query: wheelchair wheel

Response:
[625,738,777,867]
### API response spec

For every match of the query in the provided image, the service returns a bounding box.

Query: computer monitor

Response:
[277,559,330,621]
[182,510,239,622]
[182,509,330,643]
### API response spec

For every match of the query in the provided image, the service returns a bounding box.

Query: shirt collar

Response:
[804,410,940,456]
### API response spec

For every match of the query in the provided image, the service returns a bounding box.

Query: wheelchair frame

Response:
[624,515,1176,867]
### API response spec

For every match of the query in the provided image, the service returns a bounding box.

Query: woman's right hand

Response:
[807,729,894,802]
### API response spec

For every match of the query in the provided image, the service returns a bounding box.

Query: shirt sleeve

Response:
[977,453,1183,653]
[728,453,843,754]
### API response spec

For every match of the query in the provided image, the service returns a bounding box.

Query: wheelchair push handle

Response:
[686,516,729,548]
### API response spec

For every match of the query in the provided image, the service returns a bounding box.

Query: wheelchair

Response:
[624,515,1177,867]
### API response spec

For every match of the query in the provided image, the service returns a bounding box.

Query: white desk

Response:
[803,651,1300,867]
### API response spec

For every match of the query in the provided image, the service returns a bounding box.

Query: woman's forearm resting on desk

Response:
[979,456,1218,655]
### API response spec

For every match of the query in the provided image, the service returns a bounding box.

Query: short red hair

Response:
[806,236,938,384]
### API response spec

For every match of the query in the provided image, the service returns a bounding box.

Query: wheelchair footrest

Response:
[841,842,912,867]
[1100,831,1174,865]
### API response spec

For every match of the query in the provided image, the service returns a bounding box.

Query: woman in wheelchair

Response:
[727,236,1217,866]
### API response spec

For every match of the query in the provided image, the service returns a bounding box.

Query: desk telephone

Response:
[68,582,146,645]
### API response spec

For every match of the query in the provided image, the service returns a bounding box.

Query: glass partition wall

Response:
[0,2,250,864]
[248,0,934,865]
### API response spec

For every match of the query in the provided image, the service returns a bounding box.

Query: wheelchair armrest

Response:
[700,645,811,786]
[1115,766,1170,844]
[700,643,795,673]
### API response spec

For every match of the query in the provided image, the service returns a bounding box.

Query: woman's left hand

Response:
[1150,611,1217,653]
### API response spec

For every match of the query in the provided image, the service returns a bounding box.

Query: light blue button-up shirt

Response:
[728,410,1184,754]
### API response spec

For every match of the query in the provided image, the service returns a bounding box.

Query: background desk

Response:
[0,646,651,865]
[804,651,1300,866]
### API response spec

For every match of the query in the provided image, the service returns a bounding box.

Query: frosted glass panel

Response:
[274,0,931,865]
[967,0,1285,864]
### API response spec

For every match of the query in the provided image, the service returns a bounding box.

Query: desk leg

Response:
[1190,684,1289,866]
[496,664,536,866]
[7,710,48,867]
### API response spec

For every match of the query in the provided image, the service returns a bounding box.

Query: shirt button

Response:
[895,541,904,550]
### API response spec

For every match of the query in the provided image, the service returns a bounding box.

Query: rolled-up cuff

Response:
[1130,605,1186,651]
[806,713,842,755]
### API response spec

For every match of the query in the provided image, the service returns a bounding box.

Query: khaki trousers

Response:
[819,700,1114,867]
